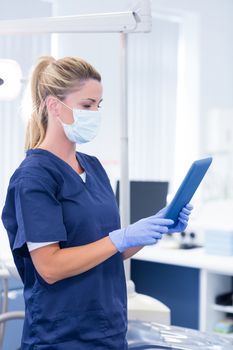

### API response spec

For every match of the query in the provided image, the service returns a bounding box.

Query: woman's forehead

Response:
[68,80,102,100]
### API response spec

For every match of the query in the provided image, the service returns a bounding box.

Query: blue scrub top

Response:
[2,149,127,350]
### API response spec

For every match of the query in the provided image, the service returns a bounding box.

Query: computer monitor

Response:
[115,181,169,224]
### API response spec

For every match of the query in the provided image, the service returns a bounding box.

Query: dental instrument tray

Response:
[165,157,212,226]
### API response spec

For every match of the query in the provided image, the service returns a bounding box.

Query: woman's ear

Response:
[46,95,60,116]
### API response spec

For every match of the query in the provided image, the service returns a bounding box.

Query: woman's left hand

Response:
[156,203,193,233]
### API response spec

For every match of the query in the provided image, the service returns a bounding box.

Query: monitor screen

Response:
[115,181,169,224]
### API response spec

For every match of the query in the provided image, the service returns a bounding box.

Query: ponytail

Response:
[25,56,55,150]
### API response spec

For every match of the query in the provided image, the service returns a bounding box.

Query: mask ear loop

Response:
[56,98,73,112]
[55,98,74,126]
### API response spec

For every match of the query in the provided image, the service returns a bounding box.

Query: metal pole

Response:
[0,311,25,350]
[120,32,131,281]
[0,311,25,323]
[0,269,9,350]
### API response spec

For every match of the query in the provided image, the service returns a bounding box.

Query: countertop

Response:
[132,245,233,275]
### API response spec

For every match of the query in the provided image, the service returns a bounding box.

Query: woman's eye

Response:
[83,105,91,109]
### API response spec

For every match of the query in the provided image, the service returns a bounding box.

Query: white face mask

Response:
[58,100,101,144]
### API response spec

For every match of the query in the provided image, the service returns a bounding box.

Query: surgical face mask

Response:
[58,100,101,144]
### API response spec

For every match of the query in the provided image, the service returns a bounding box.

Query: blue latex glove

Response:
[157,203,193,233]
[109,215,174,253]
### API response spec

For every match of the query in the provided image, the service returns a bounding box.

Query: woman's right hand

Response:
[109,215,174,253]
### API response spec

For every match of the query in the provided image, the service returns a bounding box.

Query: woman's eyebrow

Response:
[80,98,103,103]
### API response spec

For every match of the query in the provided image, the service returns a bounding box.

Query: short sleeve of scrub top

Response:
[26,171,87,252]
[6,175,67,257]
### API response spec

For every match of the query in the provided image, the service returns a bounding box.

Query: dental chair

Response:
[0,263,25,350]
[127,320,233,349]
[127,280,171,325]
[0,221,25,350]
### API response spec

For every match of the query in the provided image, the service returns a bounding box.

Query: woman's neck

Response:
[38,139,83,173]
[37,121,84,173]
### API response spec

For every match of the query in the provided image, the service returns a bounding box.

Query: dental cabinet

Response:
[131,246,233,339]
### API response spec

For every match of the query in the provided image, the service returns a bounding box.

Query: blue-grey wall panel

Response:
[131,260,199,329]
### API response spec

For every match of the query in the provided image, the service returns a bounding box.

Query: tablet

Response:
[165,157,212,226]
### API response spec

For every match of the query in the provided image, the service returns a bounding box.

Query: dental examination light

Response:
[0,59,22,100]
[0,3,151,34]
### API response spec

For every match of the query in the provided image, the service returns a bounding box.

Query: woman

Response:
[1,56,192,349]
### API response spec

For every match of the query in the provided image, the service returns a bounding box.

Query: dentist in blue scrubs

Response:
[1,56,192,349]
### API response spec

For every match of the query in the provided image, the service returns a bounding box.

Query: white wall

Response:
[153,0,233,133]
[153,0,233,201]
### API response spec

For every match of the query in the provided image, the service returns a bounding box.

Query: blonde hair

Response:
[25,56,101,150]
